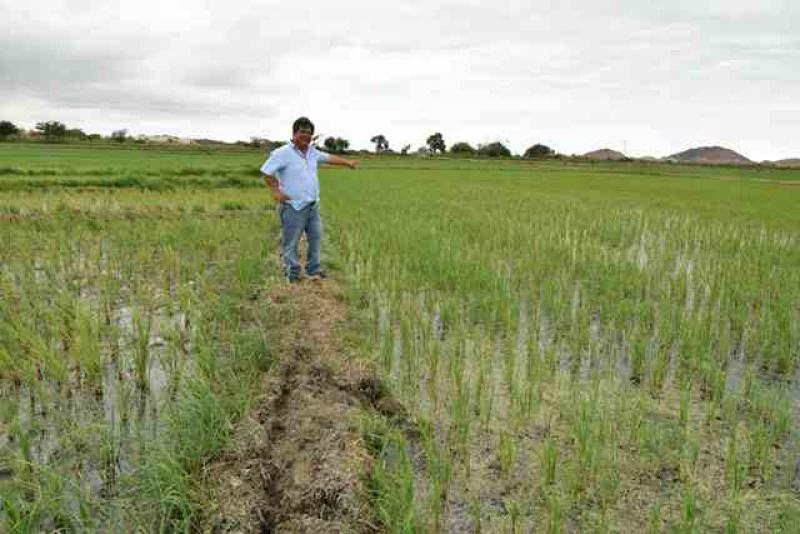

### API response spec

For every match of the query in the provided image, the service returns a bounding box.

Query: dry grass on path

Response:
[199,280,405,533]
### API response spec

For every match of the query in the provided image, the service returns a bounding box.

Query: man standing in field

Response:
[261,117,358,283]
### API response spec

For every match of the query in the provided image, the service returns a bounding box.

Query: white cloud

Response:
[0,0,798,159]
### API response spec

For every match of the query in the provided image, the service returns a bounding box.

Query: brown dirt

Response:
[199,281,406,533]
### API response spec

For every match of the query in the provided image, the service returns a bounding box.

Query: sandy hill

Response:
[583,148,627,161]
[773,158,800,168]
[665,146,751,165]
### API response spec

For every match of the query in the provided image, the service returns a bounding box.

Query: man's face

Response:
[292,127,313,150]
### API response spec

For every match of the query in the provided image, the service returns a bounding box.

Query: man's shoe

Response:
[308,271,328,281]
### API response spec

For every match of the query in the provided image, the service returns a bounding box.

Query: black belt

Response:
[281,201,317,206]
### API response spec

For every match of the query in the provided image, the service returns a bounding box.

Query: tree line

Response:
[1,119,558,159]
[247,131,555,159]
[0,120,134,143]
[320,132,556,159]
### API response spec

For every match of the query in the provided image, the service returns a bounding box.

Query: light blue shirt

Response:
[260,142,331,211]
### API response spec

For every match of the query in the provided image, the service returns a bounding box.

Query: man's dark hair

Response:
[292,117,315,134]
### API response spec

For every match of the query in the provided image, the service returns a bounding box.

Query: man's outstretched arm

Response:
[326,154,358,169]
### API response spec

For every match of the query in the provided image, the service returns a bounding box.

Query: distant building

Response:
[136,134,195,145]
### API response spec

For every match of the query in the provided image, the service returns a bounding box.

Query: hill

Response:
[583,148,627,161]
[665,146,751,165]
[773,158,800,168]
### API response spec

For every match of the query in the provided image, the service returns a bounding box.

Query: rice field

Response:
[322,159,800,532]
[1,143,799,531]
[1,144,281,531]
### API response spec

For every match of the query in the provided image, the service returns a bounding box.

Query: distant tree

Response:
[65,128,87,140]
[426,132,446,155]
[249,136,271,148]
[249,138,286,152]
[477,141,511,158]
[450,142,476,155]
[523,144,554,159]
[35,121,67,142]
[323,136,350,154]
[111,129,128,143]
[416,146,431,156]
[370,134,389,153]
[0,120,20,140]
[400,144,411,156]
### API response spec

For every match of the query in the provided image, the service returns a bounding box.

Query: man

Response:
[261,117,358,282]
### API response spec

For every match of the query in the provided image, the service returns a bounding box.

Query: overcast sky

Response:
[1,1,798,160]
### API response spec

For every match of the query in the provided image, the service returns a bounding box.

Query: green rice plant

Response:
[541,437,559,488]
[99,424,120,498]
[747,419,772,479]
[468,496,482,534]
[450,373,472,462]
[0,202,21,215]
[570,396,601,494]
[725,499,743,534]
[629,334,646,385]
[416,418,450,515]
[725,426,747,498]
[546,491,563,534]
[679,378,692,431]
[131,308,152,392]
[158,326,184,398]
[680,434,700,482]
[399,316,416,398]
[772,504,800,532]
[166,376,235,468]
[379,319,395,375]
[497,430,517,482]
[678,485,703,533]
[647,500,662,534]
[361,414,419,534]
[116,372,134,425]
[748,382,792,437]
[473,337,495,430]
[72,303,103,393]
[504,498,522,533]
[543,345,559,378]
[648,345,670,397]
[0,345,27,384]
[123,447,195,531]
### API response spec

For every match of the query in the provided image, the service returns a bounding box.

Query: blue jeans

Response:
[279,202,322,280]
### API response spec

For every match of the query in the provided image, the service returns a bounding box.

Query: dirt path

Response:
[199,280,404,533]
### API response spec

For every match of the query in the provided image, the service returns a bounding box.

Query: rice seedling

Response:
[540,436,559,488]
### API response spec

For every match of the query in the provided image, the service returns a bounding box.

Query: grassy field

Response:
[1,142,799,532]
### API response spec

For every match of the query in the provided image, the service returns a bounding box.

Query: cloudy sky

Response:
[1,0,798,160]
